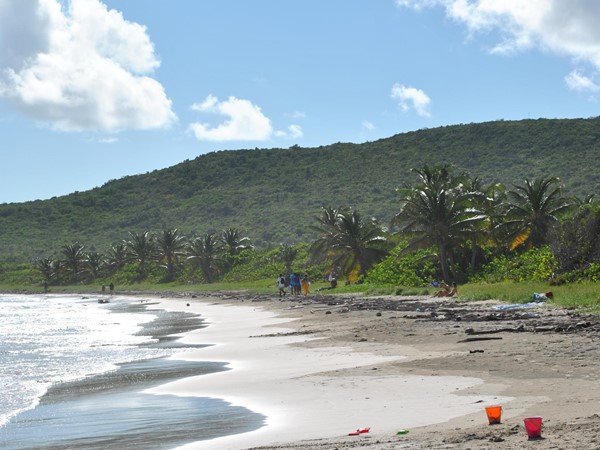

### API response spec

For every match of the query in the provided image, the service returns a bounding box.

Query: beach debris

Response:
[524,417,543,439]
[465,325,525,335]
[283,305,304,310]
[396,429,409,435]
[491,302,546,311]
[469,349,485,353]
[485,405,503,424]
[349,427,370,435]
[458,336,503,343]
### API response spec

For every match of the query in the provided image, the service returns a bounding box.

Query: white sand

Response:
[139,296,511,450]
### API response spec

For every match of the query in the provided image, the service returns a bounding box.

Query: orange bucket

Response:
[524,417,543,438]
[485,405,502,425]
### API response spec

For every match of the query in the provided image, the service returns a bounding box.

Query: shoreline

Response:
[140,290,600,449]
[0,295,265,450]
[5,290,600,449]
[146,296,509,449]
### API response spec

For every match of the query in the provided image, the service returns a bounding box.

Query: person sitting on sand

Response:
[433,281,449,297]
[434,281,457,298]
[447,282,458,297]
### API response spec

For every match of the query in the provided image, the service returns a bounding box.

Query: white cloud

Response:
[565,70,600,93]
[0,0,175,132]
[391,83,432,117]
[95,136,118,144]
[285,110,307,119]
[396,0,600,68]
[275,124,304,139]
[362,120,375,130]
[189,95,273,141]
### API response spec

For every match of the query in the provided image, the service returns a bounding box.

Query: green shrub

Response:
[582,262,600,282]
[0,263,38,287]
[367,245,436,287]
[475,246,557,283]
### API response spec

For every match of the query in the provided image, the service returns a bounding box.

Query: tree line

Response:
[35,227,253,286]
[32,165,600,287]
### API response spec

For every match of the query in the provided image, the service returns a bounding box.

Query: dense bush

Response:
[220,244,327,283]
[475,246,557,283]
[0,263,36,286]
[366,244,437,287]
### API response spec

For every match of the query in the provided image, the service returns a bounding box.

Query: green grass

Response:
[459,281,600,313]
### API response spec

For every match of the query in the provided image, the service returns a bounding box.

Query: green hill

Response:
[1,117,599,263]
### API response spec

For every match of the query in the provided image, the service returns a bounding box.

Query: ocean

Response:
[0,294,265,449]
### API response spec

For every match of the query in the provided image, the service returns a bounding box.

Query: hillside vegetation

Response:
[1,117,599,263]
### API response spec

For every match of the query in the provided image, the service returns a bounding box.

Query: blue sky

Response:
[1,0,599,204]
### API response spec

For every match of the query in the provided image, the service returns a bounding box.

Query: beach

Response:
[134,290,600,449]
[3,290,600,449]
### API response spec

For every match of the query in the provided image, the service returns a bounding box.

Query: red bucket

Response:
[485,406,502,425]
[524,417,543,438]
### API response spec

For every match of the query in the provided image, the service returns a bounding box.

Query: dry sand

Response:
[135,290,600,450]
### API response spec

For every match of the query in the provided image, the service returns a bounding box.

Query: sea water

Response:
[0,294,266,449]
[0,294,178,427]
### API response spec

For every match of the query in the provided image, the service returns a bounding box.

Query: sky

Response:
[1,0,600,204]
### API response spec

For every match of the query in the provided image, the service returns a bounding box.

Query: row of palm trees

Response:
[36,165,594,286]
[394,166,575,281]
[36,227,253,285]
[310,165,588,282]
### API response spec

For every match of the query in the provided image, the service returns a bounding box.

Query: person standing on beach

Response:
[109,282,114,295]
[277,274,286,297]
[301,275,310,296]
[293,272,301,295]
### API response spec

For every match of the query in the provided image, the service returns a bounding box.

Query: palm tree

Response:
[85,251,104,280]
[51,259,63,284]
[221,227,253,256]
[126,231,156,278]
[220,227,253,270]
[308,207,344,264]
[61,242,86,282]
[310,208,388,281]
[106,242,129,273]
[393,165,485,281]
[187,233,221,282]
[156,228,186,281]
[35,257,55,285]
[465,178,510,268]
[506,177,572,249]
[278,243,299,277]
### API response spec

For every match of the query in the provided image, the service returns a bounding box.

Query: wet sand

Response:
[0,299,264,450]
[145,290,600,450]
[5,290,600,450]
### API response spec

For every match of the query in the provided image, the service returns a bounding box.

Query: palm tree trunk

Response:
[438,243,450,281]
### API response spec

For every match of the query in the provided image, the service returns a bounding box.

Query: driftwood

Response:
[464,325,525,335]
[458,336,503,343]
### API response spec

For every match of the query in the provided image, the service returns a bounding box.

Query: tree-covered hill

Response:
[1,117,599,263]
